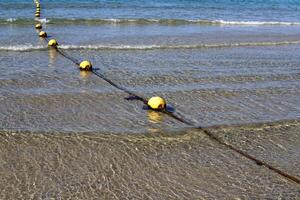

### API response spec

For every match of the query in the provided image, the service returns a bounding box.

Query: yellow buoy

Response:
[39,31,47,37]
[36,4,40,8]
[79,61,93,71]
[35,13,40,17]
[36,8,40,12]
[147,96,166,110]
[48,39,58,47]
[35,23,42,29]
[36,10,40,14]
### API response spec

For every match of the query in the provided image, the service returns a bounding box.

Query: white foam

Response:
[2,17,300,26]
[0,44,46,51]
[6,18,17,22]
[103,19,122,23]
[212,20,300,26]
[59,41,300,51]
[1,40,300,52]
[35,18,50,24]
[60,44,162,50]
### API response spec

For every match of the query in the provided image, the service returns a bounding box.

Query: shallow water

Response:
[1,4,300,134]
[1,1,300,199]
[1,120,300,199]
[1,42,300,133]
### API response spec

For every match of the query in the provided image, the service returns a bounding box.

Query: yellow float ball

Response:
[36,4,40,8]
[39,31,47,38]
[35,13,40,17]
[79,60,93,71]
[48,39,58,47]
[36,11,40,14]
[147,96,166,110]
[35,23,42,29]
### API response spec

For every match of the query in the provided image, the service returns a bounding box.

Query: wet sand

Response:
[1,120,299,199]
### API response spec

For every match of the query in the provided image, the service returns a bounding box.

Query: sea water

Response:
[1,1,300,199]
[1,0,300,133]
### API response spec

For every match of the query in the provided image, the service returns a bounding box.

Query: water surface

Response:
[0,1,300,198]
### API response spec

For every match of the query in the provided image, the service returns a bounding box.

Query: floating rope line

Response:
[55,43,149,103]
[32,0,300,185]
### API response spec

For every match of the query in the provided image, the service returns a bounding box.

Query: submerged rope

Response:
[56,44,149,104]
[33,1,300,186]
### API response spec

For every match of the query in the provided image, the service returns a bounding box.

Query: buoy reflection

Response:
[48,48,58,66]
[79,70,92,79]
[147,110,163,124]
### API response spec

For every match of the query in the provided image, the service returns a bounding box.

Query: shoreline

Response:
[1,119,299,199]
[1,118,299,136]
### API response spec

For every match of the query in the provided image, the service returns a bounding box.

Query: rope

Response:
[33,1,300,186]
[56,44,148,104]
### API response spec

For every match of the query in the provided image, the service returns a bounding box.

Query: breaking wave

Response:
[1,41,300,52]
[59,41,300,51]
[0,44,46,52]
[1,18,300,26]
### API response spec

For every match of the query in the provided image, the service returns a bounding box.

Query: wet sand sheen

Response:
[0,120,299,199]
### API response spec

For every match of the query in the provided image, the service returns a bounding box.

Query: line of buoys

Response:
[31,1,166,110]
[30,1,300,186]
[34,1,48,40]
[34,0,42,31]
[34,0,41,18]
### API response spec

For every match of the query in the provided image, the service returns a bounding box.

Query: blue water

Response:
[1,0,300,23]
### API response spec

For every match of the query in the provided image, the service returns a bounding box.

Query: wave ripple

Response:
[1,41,300,52]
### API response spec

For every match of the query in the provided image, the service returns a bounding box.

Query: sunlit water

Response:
[1,36,300,133]
[0,0,300,199]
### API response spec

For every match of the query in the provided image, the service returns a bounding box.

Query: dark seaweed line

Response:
[35,2,300,186]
